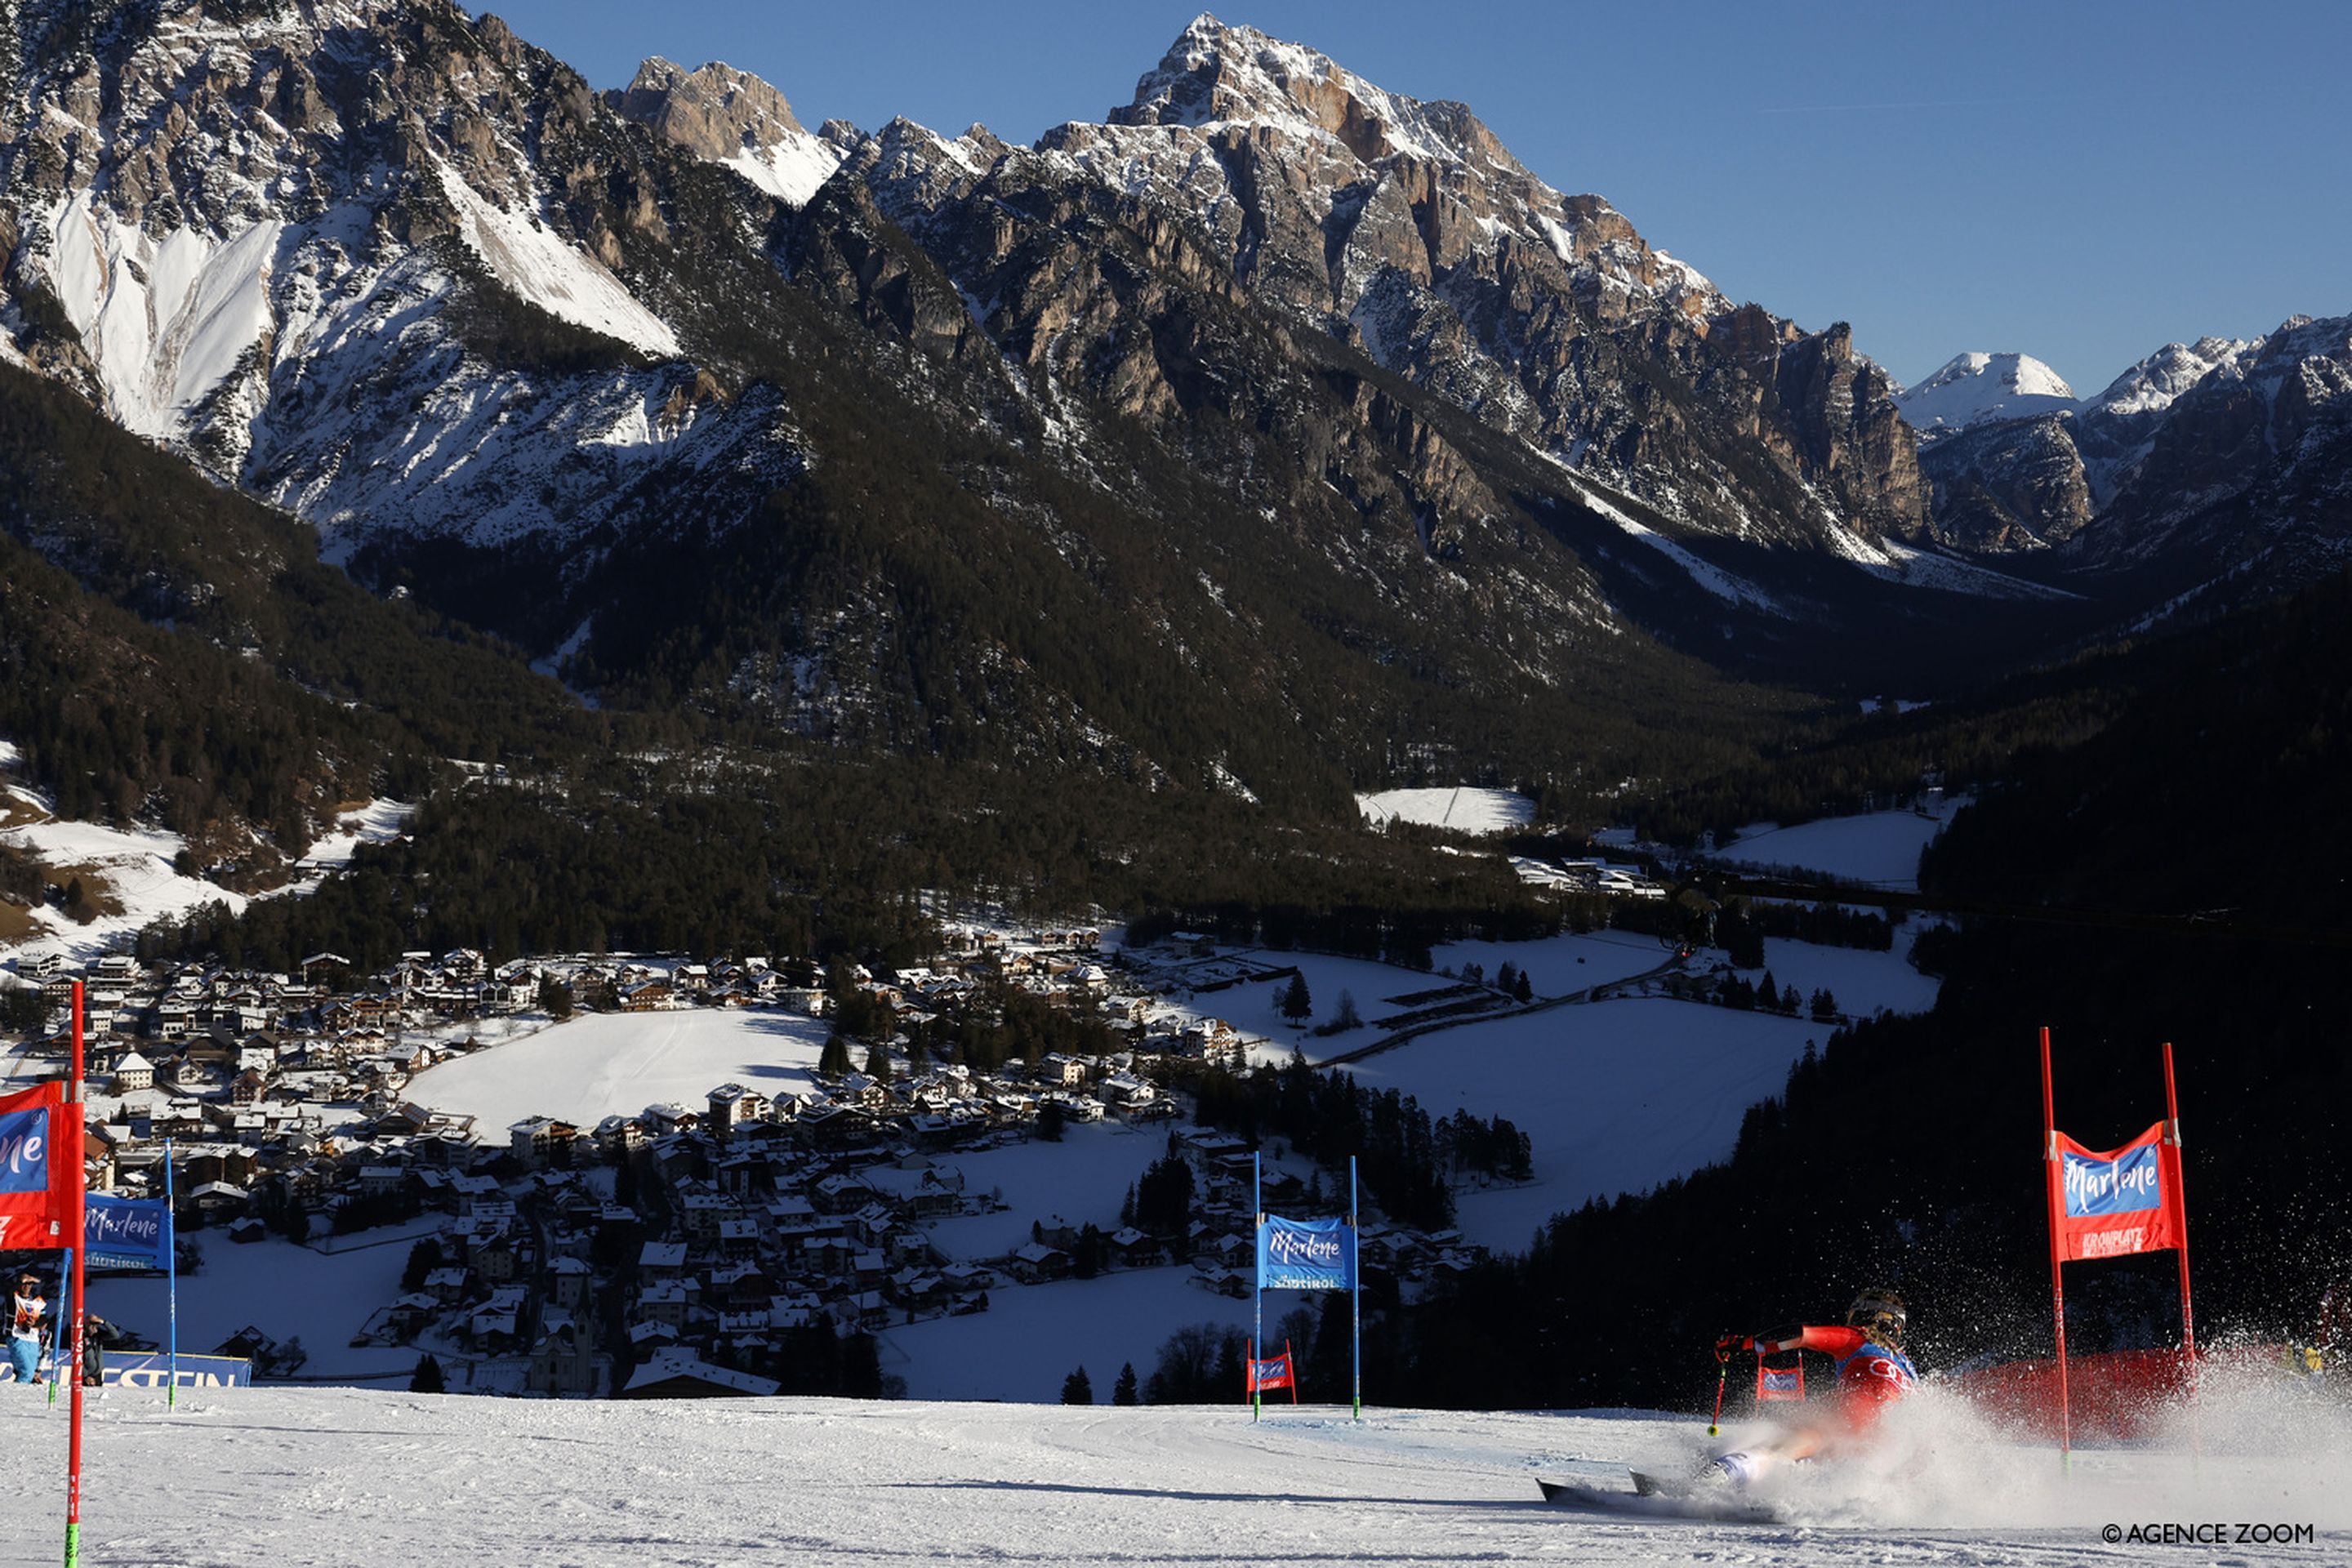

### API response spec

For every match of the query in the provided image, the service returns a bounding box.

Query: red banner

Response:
[1248,1353,1294,1392]
[0,1082,77,1250]
[2049,1121,2188,1263]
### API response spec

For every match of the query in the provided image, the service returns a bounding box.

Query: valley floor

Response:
[1,1383,2342,1566]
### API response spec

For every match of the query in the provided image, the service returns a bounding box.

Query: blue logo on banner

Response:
[85,1196,171,1270]
[0,1108,47,1194]
[102,1353,251,1390]
[1257,1215,1356,1290]
[2063,1143,2163,1217]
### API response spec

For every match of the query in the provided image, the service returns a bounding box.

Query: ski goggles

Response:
[1846,1296,1905,1332]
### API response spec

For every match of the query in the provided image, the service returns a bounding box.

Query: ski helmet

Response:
[1846,1286,1906,1341]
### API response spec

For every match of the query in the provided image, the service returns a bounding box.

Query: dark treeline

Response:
[1183,1055,1454,1231]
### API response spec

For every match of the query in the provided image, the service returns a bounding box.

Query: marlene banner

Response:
[1256,1214,1356,1291]
[0,1081,75,1251]
[85,1196,171,1272]
[2051,1121,2187,1262]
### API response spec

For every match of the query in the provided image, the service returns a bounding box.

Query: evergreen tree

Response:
[1111,1361,1139,1405]
[1061,1365,1093,1405]
[1494,961,1518,994]
[1036,1098,1067,1142]
[864,1039,893,1083]
[1512,970,1534,1003]
[818,1031,854,1077]
[1280,971,1313,1023]
[410,1354,445,1394]
[536,973,573,1019]
[400,1238,440,1293]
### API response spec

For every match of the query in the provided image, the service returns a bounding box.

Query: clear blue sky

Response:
[475,0,2347,394]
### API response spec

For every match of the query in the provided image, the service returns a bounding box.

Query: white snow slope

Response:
[0,1373,2343,1566]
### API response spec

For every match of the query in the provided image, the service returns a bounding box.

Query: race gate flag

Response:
[1256,1215,1356,1292]
[84,1196,171,1272]
[1246,1339,1298,1405]
[1755,1361,1806,1402]
[2051,1122,2187,1262]
[0,1081,75,1250]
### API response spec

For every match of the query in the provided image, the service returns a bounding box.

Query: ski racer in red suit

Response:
[1705,1287,1917,1487]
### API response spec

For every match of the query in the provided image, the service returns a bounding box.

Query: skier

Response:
[1703,1286,1917,1487]
[7,1271,47,1386]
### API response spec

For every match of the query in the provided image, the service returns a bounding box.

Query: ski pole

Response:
[1708,1336,1732,1437]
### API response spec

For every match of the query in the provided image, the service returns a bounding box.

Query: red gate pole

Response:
[66,981,88,1566]
[2163,1042,2198,1406]
[2040,1027,2073,1464]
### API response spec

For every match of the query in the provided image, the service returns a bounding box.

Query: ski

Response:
[1536,1476,1780,1524]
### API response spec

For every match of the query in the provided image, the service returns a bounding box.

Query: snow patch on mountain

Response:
[430,159,680,358]
[40,194,281,439]
[1557,468,1786,616]
[1895,352,2077,434]
[725,131,846,207]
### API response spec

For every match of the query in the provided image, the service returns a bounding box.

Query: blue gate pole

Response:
[48,1250,72,1406]
[165,1139,178,1410]
[1351,1156,1362,1422]
[1251,1152,1263,1422]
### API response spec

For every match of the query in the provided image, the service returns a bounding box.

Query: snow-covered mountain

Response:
[0,0,2341,736]
[1915,317,2352,614]
[1895,352,2077,436]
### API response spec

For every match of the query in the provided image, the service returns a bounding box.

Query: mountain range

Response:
[1,1,2346,835]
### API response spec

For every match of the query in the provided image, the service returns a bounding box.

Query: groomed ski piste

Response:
[1,1362,2344,1565]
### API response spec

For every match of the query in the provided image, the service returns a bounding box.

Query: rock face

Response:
[607,58,843,206]
[991,16,1931,550]
[0,0,804,604]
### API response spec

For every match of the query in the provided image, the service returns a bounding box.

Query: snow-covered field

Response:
[406,1008,831,1129]
[1341,999,1827,1251]
[0,808,244,964]
[872,1121,1178,1263]
[886,1267,1258,1403]
[1,1377,2341,1566]
[1355,787,1532,834]
[1709,796,1969,891]
[0,755,409,960]
[265,800,414,901]
[78,1228,430,1384]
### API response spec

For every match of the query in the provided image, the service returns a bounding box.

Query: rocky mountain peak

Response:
[2084,336,2254,418]
[1111,12,1520,176]
[607,56,842,206]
